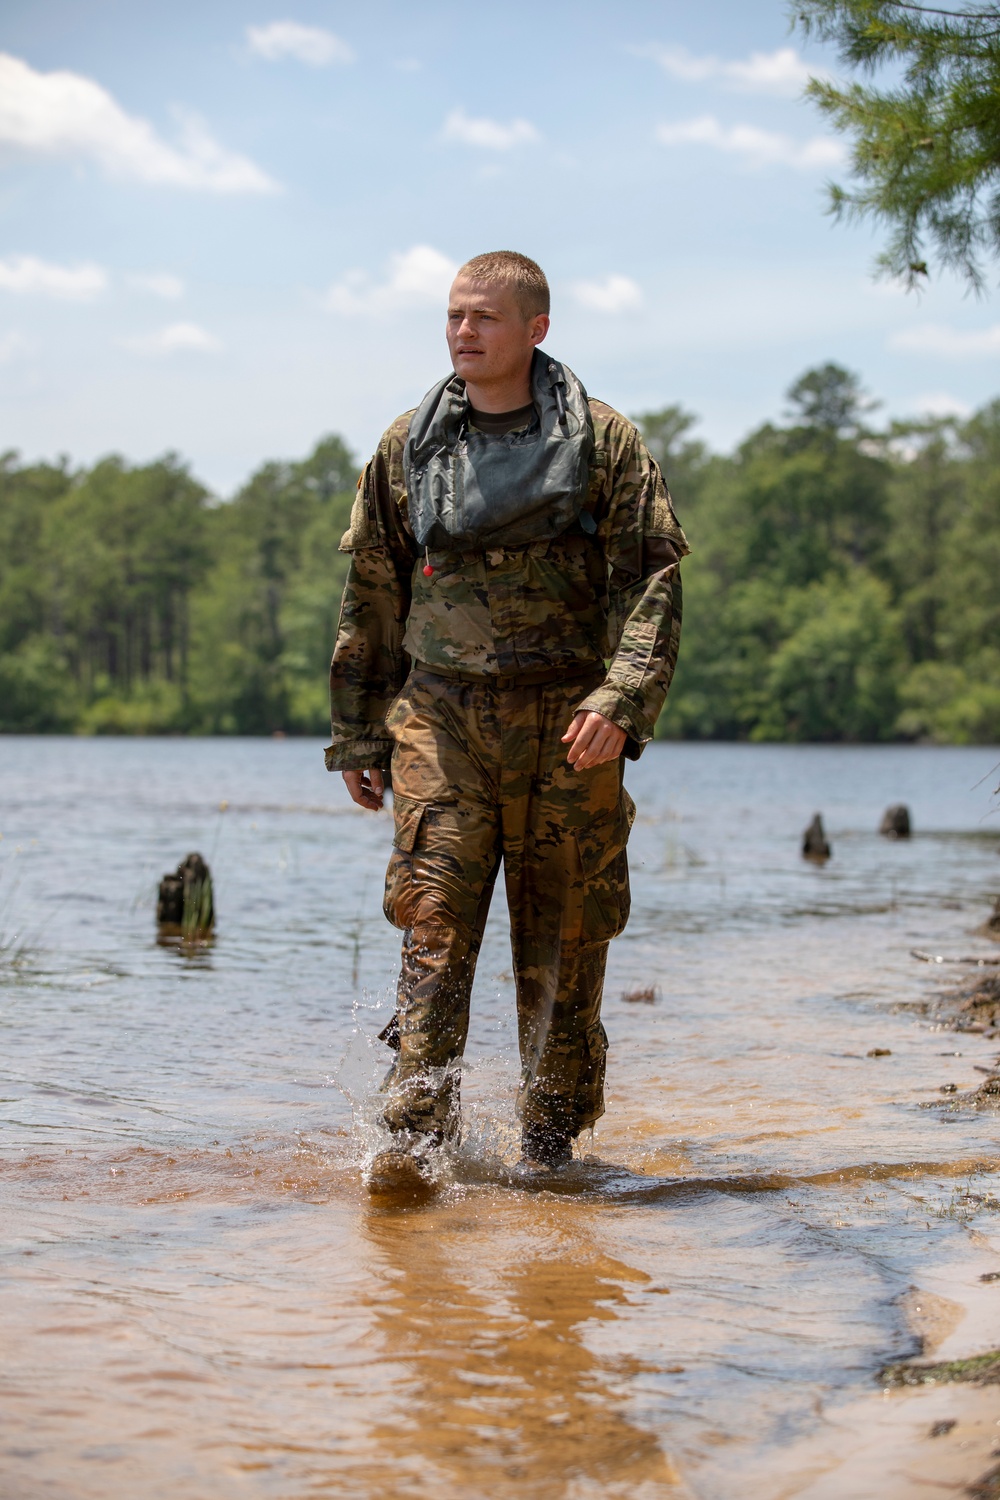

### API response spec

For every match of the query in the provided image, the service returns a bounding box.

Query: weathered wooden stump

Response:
[157,852,214,939]
[880,804,911,839]
[802,813,831,862]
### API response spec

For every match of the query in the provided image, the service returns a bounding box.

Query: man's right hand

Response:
[342,769,385,811]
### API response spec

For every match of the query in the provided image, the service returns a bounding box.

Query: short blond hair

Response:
[456,250,550,319]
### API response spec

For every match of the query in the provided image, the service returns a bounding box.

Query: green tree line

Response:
[648,364,1000,742]
[1,362,997,742]
[0,436,356,735]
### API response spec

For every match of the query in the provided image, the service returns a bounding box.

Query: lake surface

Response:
[2,737,1000,1498]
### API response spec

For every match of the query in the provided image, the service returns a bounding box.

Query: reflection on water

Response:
[358,1202,680,1499]
[2,738,1000,1497]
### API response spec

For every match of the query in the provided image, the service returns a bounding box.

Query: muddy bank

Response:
[899,944,1000,1110]
[912,960,1000,1037]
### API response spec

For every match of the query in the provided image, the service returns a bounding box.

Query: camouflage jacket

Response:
[325,399,689,772]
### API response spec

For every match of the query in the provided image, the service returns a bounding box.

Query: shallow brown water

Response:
[3,739,1000,1497]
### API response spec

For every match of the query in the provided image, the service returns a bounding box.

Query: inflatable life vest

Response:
[403,348,595,551]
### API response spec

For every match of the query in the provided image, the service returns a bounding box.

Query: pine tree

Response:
[792,1,1000,288]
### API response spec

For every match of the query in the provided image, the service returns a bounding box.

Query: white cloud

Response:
[123,322,222,355]
[246,21,354,66]
[0,52,278,193]
[441,108,539,151]
[0,254,107,300]
[325,245,458,315]
[394,58,422,73]
[889,323,1000,358]
[641,44,818,96]
[570,275,643,314]
[656,115,844,169]
[128,271,184,299]
[913,391,972,418]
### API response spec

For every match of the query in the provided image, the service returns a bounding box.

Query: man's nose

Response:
[457,316,478,340]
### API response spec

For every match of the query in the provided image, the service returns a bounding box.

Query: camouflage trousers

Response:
[380,665,634,1140]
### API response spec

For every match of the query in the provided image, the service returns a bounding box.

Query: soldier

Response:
[325,250,688,1173]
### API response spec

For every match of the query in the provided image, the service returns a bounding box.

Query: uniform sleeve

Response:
[324,436,416,773]
[574,425,689,758]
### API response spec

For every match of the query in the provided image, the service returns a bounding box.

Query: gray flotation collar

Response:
[403,348,595,550]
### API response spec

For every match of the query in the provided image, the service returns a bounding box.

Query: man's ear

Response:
[529,313,550,346]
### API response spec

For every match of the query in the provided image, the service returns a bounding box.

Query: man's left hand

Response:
[562,710,627,770]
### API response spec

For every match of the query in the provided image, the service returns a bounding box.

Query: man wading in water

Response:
[325,250,688,1177]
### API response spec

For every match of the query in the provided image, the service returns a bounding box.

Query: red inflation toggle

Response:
[423,547,434,577]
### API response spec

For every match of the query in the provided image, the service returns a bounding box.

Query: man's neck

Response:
[462,365,533,414]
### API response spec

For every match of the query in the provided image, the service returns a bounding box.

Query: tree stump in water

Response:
[802,814,831,862]
[157,853,214,939]
[880,804,911,839]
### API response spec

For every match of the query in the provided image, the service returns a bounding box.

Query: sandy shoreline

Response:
[768,1264,1000,1497]
[782,944,1000,1499]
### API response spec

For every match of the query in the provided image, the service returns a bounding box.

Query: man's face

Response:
[446,276,549,390]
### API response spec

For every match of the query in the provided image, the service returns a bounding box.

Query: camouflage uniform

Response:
[326,399,688,1139]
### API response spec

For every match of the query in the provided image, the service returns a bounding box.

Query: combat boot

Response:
[366,1130,443,1199]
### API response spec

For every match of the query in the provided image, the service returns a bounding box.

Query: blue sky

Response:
[1,0,997,494]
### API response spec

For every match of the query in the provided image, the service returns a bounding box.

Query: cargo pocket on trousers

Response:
[391,794,428,854]
[383,794,429,929]
[574,792,635,944]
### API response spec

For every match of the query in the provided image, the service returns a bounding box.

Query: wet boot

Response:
[369,1033,458,1197]
[520,1121,575,1171]
[366,1127,446,1200]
